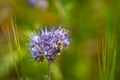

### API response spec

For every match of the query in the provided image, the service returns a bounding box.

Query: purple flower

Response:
[28,26,70,62]
[28,0,48,10]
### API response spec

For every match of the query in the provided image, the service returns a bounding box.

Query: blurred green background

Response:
[0,0,120,80]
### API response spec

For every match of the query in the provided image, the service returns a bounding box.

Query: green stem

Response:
[46,61,51,80]
[48,61,51,80]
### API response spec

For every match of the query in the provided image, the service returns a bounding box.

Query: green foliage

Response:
[0,0,119,80]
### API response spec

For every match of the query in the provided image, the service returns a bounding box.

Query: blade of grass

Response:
[1,24,19,79]
[104,38,107,80]
[10,16,26,80]
[110,49,116,80]
[106,35,112,80]
[97,40,102,80]
[97,36,116,80]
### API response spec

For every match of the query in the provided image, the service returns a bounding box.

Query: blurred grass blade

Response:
[11,16,26,80]
[97,35,116,80]
[110,49,116,80]
[1,24,19,79]
[97,41,102,80]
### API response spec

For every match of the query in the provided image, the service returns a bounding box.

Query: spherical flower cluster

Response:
[28,26,70,62]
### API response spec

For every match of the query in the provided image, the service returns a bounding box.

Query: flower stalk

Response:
[47,61,51,80]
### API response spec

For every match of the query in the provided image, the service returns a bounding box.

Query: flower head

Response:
[28,26,70,62]
[28,0,48,10]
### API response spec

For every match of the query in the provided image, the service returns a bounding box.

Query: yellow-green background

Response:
[0,0,120,80]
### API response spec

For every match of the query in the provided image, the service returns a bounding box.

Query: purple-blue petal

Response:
[28,26,70,62]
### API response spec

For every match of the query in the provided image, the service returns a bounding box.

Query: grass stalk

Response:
[1,25,20,79]
[97,41,102,80]
[97,35,116,80]
[10,16,26,80]
[110,49,116,80]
